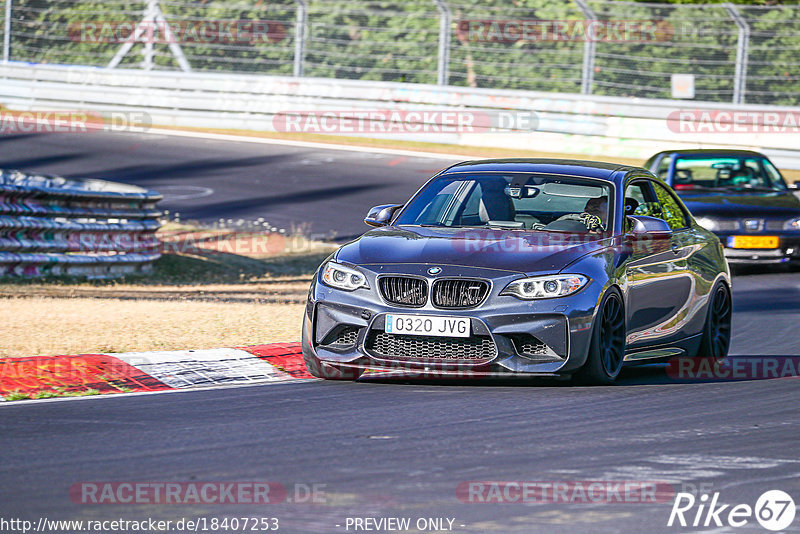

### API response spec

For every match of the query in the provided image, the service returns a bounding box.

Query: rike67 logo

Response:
[668,490,796,531]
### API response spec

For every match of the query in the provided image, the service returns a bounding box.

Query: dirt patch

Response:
[0,225,334,357]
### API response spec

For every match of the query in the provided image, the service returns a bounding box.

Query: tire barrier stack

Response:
[0,169,162,278]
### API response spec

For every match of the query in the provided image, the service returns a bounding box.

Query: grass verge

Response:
[2,389,103,402]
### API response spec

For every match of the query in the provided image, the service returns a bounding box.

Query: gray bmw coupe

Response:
[302,159,731,384]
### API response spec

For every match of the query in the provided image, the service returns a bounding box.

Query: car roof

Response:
[439,158,642,182]
[652,149,767,158]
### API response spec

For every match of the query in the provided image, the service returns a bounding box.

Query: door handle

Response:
[671,242,681,254]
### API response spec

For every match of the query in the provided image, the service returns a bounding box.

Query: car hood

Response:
[678,190,800,219]
[335,226,608,275]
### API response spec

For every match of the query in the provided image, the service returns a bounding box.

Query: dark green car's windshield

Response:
[395,173,612,234]
[672,156,788,191]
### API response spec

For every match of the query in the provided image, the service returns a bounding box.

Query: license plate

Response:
[728,235,779,249]
[385,314,470,338]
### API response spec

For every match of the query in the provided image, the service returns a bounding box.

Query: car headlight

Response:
[321,261,369,291]
[500,274,589,300]
[785,217,800,231]
[695,217,718,231]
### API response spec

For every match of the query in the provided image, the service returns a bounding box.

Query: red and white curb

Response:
[0,343,314,401]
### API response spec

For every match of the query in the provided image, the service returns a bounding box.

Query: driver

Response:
[541,195,608,233]
[581,196,607,232]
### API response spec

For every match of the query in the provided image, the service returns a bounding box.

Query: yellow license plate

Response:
[729,235,779,249]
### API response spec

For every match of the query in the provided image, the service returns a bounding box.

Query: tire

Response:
[574,288,626,386]
[696,281,732,363]
[303,351,364,380]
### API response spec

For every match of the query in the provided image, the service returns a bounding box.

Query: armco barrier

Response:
[0,169,162,278]
[2,63,800,169]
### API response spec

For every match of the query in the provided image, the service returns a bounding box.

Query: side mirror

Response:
[627,215,672,239]
[365,204,403,227]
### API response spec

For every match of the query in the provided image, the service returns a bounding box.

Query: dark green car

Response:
[645,149,800,264]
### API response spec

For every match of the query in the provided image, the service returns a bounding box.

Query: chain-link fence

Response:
[2,0,799,105]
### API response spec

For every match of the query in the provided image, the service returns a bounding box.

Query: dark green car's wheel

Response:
[697,282,732,363]
[575,288,626,386]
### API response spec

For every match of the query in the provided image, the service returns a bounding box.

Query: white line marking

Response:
[147,127,469,161]
[153,185,215,201]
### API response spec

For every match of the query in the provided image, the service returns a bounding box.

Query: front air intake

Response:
[432,279,490,309]
[365,331,497,363]
[379,276,428,307]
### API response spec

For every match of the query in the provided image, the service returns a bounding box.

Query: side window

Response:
[624,181,660,216]
[652,182,689,230]
[656,156,672,179]
[624,181,660,232]
[624,182,646,215]
[762,159,788,189]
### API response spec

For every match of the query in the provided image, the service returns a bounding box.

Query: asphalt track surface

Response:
[0,131,451,240]
[1,132,799,533]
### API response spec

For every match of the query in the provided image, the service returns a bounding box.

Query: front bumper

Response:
[719,234,800,264]
[302,264,601,376]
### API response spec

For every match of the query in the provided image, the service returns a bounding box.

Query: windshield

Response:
[672,156,788,191]
[395,173,613,234]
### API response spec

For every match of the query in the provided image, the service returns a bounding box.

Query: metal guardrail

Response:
[0,169,162,278]
[2,63,800,170]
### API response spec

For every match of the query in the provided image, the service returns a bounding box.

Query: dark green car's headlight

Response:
[695,217,718,231]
